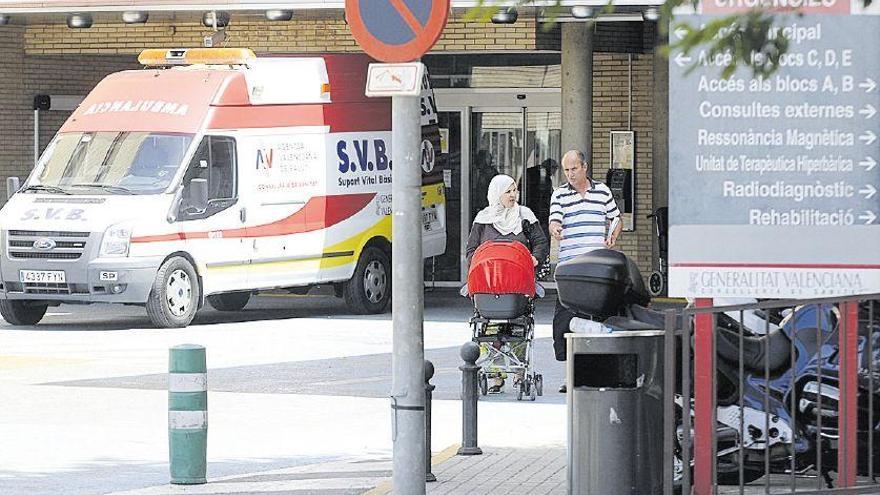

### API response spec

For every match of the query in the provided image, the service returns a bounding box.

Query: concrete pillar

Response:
[652,24,669,208]
[651,24,669,273]
[561,22,593,167]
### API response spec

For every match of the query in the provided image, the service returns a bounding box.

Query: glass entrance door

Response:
[429,106,561,284]
[427,110,463,282]
[470,112,524,224]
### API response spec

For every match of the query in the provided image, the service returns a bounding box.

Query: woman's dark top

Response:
[465,220,550,271]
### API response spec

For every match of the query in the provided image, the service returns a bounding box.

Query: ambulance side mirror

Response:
[188,178,209,212]
[6,176,20,199]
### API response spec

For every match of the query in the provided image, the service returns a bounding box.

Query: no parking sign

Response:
[346,0,450,62]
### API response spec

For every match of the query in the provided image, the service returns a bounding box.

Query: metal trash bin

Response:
[566,331,664,495]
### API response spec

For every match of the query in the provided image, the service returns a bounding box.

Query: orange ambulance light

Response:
[138,48,257,66]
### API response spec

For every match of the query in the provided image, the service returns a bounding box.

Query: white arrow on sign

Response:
[674,27,688,40]
[860,184,877,200]
[674,52,692,67]
[860,78,877,93]
[860,131,878,146]
[860,156,877,172]
[859,211,877,225]
[859,104,877,119]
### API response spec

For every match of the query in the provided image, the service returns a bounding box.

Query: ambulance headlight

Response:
[100,223,133,257]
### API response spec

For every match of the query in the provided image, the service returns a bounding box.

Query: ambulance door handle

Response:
[239,207,247,223]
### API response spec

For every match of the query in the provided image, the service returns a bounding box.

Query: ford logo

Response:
[33,238,56,251]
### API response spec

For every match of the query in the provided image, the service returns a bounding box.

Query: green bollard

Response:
[168,344,207,485]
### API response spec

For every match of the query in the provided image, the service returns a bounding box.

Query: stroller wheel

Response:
[479,373,488,396]
[529,380,537,401]
[516,383,524,401]
[535,374,543,397]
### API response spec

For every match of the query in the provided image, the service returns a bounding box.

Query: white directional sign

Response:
[669,1,880,298]
[365,63,425,97]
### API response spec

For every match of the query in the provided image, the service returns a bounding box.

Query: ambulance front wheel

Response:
[344,246,391,314]
[146,256,200,328]
[0,300,48,326]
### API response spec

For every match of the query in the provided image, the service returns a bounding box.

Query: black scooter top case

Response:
[554,249,649,318]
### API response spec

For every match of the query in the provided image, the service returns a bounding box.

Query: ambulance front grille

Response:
[6,230,89,262]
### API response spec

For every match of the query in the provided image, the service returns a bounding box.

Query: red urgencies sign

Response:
[701,0,850,14]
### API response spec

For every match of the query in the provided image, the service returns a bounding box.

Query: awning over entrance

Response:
[0,0,662,13]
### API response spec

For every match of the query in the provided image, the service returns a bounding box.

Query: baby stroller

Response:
[463,240,544,401]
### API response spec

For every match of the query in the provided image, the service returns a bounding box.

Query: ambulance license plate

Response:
[19,270,66,284]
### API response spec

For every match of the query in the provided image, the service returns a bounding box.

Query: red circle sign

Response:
[346,0,450,63]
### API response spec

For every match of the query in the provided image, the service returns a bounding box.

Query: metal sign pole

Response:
[390,92,426,495]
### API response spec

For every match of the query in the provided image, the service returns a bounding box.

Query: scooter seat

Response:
[716,326,791,373]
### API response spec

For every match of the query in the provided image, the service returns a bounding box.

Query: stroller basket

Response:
[468,240,535,319]
[472,293,530,319]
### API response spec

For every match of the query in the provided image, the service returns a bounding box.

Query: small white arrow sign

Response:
[674,52,692,67]
[860,184,877,200]
[860,131,878,146]
[860,157,877,172]
[859,104,877,119]
[674,27,688,40]
[859,211,877,225]
[860,78,877,93]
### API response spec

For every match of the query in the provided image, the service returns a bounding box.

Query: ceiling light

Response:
[0,14,10,26]
[67,13,93,29]
[644,7,660,21]
[122,11,149,24]
[265,9,293,21]
[571,6,593,19]
[202,11,230,29]
[491,7,518,24]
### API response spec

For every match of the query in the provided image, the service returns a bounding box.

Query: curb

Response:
[362,443,461,495]
[651,297,687,304]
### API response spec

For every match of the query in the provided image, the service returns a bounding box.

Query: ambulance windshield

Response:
[30,131,194,195]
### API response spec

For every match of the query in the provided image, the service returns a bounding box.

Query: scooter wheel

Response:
[479,373,488,396]
[649,271,665,296]
[535,374,543,396]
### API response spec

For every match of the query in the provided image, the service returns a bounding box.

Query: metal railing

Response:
[663,294,880,495]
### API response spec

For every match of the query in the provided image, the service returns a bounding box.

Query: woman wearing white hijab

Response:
[466,174,549,270]
[465,174,550,394]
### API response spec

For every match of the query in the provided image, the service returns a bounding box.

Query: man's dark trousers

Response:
[553,299,575,361]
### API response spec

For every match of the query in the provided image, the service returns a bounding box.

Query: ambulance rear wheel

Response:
[344,246,390,314]
[146,256,200,328]
[208,291,251,312]
[0,300,48,326]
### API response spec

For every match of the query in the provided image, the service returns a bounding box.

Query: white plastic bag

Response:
[569,317,612,334]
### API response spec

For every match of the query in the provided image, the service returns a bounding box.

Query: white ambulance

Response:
[0,48,446,328]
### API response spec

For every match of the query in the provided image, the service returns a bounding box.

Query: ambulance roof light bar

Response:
[138,48,256,67]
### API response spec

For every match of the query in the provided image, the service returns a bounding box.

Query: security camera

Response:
[203,31,227,48]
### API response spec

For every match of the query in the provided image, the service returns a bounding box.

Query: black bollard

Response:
[458,341,482,455]
[425,359,437,482]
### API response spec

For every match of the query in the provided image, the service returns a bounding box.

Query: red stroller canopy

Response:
[467,240,536,297]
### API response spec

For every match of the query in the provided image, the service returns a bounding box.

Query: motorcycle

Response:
[554,249,880,488]
[679,302,880,486]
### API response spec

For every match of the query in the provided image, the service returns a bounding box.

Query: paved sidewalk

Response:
[422,447,565,495]
[107,457,394,494]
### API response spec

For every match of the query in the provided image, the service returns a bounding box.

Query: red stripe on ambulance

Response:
[131,193,376,243]
[207,102,390,132]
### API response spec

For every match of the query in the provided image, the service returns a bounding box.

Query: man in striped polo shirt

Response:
[549,150,622,393]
